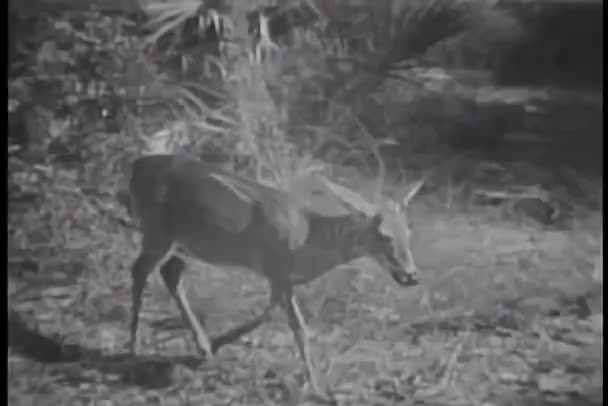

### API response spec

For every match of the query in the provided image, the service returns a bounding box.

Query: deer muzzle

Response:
[391,267,419,287]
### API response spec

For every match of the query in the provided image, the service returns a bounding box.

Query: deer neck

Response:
[305,211,374,263]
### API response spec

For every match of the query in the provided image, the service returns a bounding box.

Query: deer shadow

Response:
[8,309,267,390]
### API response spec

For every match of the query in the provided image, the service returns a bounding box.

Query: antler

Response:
[350,116,389,206]
[331,104,398,208]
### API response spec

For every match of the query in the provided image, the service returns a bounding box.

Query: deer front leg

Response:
[211,313,268,351]
[283,292,330,400]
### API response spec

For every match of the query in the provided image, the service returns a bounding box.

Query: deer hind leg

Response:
[159,255,214,357]
[129,235,172,355]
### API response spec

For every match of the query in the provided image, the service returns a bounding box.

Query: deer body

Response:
[123,154,421,400]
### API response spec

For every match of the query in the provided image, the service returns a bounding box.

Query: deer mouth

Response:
[391,269,419,287]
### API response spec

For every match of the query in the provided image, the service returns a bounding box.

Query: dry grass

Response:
[8,165,603,406]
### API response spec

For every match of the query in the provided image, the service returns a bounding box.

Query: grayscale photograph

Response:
[8,0,603,405]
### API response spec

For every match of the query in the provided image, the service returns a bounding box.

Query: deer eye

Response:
[375,228,393,246]
[379,235,399,261]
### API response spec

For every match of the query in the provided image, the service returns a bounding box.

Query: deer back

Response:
[128,154,310,251]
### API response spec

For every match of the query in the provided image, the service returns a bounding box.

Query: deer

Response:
[121,153,423,401]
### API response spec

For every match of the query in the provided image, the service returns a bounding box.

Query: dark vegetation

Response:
[8,0,603,405]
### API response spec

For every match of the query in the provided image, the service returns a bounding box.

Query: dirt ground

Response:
[8,190,603,405]
[7,85,603,406]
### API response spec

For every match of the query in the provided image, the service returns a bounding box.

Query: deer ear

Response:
[401,180,424,207]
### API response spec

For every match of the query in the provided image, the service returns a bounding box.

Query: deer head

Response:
[319,174,423,287]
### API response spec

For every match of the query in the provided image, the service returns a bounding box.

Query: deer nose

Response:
[391,268,419,287]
